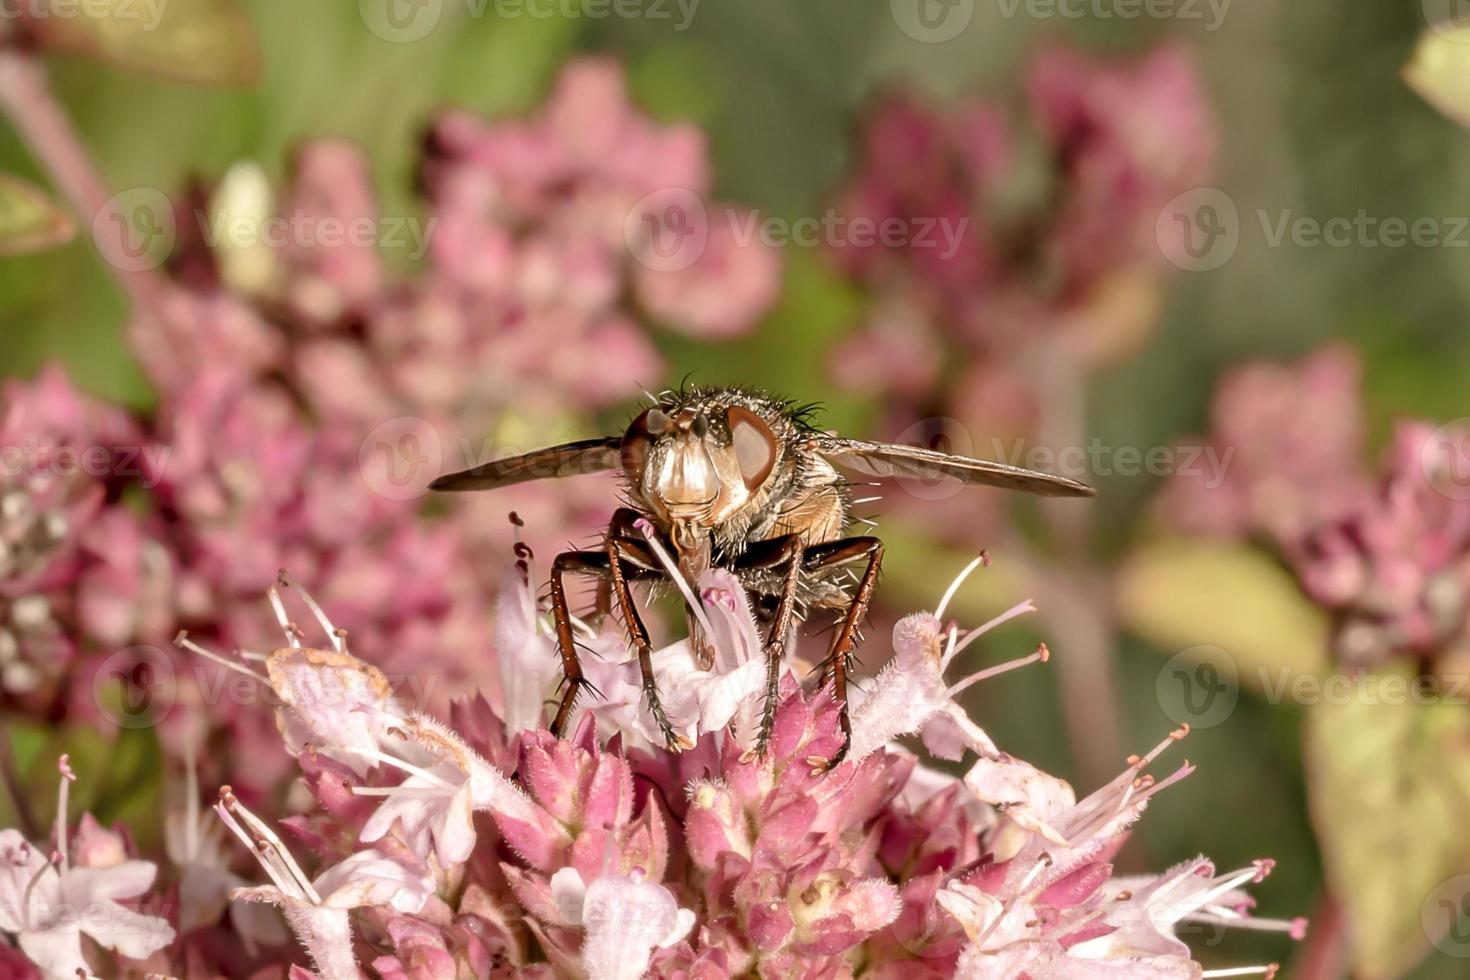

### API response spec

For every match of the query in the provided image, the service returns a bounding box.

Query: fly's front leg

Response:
[804,536,884,769]
[548,550,609,738]
[734,535,805,758]
[605,509,686,751]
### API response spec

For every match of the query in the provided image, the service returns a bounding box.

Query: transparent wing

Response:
[814,435,1096,497]
[428,437,623,492]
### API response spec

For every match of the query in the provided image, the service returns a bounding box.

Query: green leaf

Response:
[1117,536,1330,693]
[0,171,73,255]
[0,716,165,852]
[1306,675,1470,979]
[1405,24,1470,129]
[28,0,259,85]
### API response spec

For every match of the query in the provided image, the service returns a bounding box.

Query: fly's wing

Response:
[428,437,623,492]
[813,435,1096,497]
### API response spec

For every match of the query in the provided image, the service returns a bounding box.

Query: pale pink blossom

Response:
[0,758,174,980]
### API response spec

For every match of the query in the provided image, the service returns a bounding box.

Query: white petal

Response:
[581,876,683,980]
[18,924,89,980]
[81,900,176,960]
[551,867,587,926]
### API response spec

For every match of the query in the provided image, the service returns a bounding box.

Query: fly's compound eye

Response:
[726,406,777,491]
[690,412,709,440]
[621,408,667,477]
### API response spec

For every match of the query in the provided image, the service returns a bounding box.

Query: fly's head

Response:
[620,398,785,550]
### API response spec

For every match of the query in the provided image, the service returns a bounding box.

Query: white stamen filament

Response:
[634,520,715,640]
[1201,968,1278,979]
[21,850,58,931]
[946,645,1048,698]
[184,744,200,862]
[976,854,1053,948]
[349,786,447,798]
[943,600,1038,670]
[266,585,301,649]
[935,556,986,622]
[215,789,321,905]
[276,571,342,652]
[175,632,268,683]
[356,748,457,790]
[55,755,74,870]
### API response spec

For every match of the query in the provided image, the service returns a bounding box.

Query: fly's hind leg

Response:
[548,549,610,738]
[803,536,884,770]
[605,508,687,751]
[733,535,805,758]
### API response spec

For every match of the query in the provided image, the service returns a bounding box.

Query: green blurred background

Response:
[4,2,1470,977]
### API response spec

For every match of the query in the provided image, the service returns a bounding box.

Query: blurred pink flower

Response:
[0,367,171,702]
[1158,345,1369,543]
[1029,42,1218,289]
[823,40,1217,557]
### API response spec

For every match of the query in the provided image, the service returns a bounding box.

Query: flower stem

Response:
[0,48,165,312]
[1032,339,1123,790]
[1294,892,1348,980]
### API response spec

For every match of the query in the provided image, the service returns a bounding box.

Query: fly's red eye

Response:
[727,406,777,490]
[621,408,664,476]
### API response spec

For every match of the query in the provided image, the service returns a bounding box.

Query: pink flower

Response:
[633,213,783,339]
[1029,42,1217,286]
[0,758,175,980]
[0,367,168,700]
[1158,344,1369,543]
